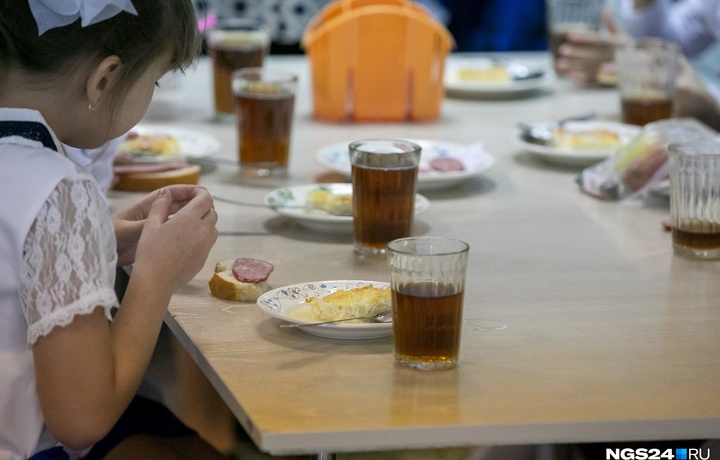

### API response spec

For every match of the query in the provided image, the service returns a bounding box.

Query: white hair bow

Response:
[28,0,137,35]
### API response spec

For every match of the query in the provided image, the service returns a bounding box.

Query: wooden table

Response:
[111,54,720,457]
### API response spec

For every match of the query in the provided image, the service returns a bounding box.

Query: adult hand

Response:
[555,31,620,84]
[554,6,622,85]
[113,185,209,266]
[673,56,720,131]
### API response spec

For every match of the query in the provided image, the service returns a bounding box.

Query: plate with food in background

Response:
[112,125,222,192]
[257,280,392,339]
[264,183,430,233]
[443,56,555,97]
[117,124,221,163]
[315,140,496,191]
[514,120,641,166]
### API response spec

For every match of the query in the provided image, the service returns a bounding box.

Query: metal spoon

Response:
[517,112,598,146]
[213,196,331,214]
[508,64,544,81]
[517,122,555,145]
[279,310,393,328]
[485,58,545,81]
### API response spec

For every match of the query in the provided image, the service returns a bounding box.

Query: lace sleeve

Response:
[19,175,119,345]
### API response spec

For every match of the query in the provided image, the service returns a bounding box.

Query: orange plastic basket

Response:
[302,0,455,122]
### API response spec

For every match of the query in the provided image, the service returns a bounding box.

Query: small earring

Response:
[88,103,98,111]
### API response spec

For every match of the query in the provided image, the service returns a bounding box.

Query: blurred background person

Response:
[196,0,548,54]
[555,0,720,130]
[417,0,548,51]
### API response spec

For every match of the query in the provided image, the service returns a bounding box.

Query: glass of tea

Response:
[350,139,421,256]
[206,18,270,122]
[546,0,604,62]
[232,68,297,178]
[669,141,720,260]
[616,38,680,126]
[387,236,470,371]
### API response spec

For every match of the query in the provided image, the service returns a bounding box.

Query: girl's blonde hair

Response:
[0,0,200,106]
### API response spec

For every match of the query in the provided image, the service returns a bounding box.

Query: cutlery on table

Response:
[279,311,393,328]
[212,196,330,214]
[517,112,597,146]
[508,64,545,81]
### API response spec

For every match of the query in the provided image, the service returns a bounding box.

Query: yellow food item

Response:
[553,128,621,150]
[121,134,181,156]
[306,189,353,216]
[457,66,510,82]
[306,285,391,322]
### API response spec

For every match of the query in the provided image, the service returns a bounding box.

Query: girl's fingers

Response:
[145,188,172,228]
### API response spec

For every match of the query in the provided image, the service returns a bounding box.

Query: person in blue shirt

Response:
[418,0,549,51]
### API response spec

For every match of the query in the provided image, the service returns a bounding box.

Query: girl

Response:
[0,1,224,458]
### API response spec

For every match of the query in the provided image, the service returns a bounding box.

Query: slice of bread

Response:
[113,164,201,192]
[209,272,269,302]
[208,259,270,302]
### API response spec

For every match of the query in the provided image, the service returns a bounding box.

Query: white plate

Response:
[315,140,496,191]
[514,121,641,166]
[257,280,392,339]
[119,124,221,162]
[444,57,555,97]
[264,183,430,233]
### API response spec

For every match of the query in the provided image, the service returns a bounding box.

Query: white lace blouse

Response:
[0,108,118,458]
[20,175,118,345]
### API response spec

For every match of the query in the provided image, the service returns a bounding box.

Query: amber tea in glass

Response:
[387,237,469,371]
[232,68,297,178]
[621,95,673,126]
[616,39,679,126]
[207,18,269,121]
[669,142,720,260]
[350,139,420,256]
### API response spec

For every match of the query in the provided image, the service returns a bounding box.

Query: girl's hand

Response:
[113,185,207,266]
[131,187,218,293]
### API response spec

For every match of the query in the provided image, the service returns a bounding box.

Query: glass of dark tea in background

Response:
[207,18,270,122]
[387,237,470,371]
[616,38,679,126]
[232,68,297,178]
[350,139,421,256]
[669,141,720,260]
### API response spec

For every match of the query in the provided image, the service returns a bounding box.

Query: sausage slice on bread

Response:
[209,258,273,302]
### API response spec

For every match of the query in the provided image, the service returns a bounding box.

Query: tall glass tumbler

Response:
[350,139,421,256]
[547,0,604,61]
[616,38,679,126]
[387,237,470,371]
[232,68,297,178]
[207,18,270,121]
[669,141,720,260]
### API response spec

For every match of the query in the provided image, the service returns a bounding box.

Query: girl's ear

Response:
[86,55,122,108]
